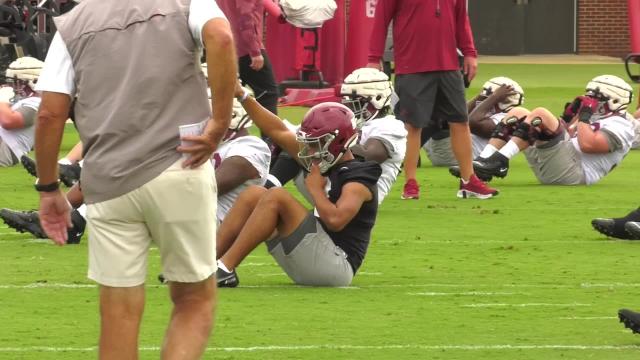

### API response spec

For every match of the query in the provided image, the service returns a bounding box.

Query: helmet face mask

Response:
[340,68,393,129]
[585,75,633,115]
[296,102,358,174]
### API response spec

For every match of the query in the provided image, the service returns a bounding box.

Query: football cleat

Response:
[474,152,509,180]
[624,222,640,240]
[619,309,640,334]
[0,208,86,244]
[20,155,37,178]
[59,163,82,187]
[0,208,46,238]
[216,267,239,288]
[448,157,492,181]
[591,208,640,240]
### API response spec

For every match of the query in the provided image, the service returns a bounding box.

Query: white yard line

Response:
[463,303,591,308]
[408,291,523,296]
[0,344,639,352]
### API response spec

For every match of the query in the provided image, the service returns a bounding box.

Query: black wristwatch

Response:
[34,179,60,192]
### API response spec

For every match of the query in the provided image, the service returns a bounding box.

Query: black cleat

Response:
[619,309,640,334]
[59,163,81,187]
[0,208,46,238]
[625,222,640,240]
[591,208,640,240]
[448,157,493,182]
[20,155,37,178]
[158,274,168,284]
[0,208,86,244]
[474,152,509,180]
[216,267,239,288]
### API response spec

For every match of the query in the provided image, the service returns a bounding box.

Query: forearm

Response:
[35,114,66,184]
[576,123,608,153]
[204,19,237,145]
[241,97,298,156]
[368,0,395,63]
[309,188,341,230]
[0,105,24,129]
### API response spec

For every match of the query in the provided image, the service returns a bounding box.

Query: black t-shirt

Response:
[319,160,381,273]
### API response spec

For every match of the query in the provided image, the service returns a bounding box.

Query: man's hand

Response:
[304,163,327,193]
[178,126,220,168]
[250,54,264,71]
[39,190,72,245]
[491,84,516,101]
[463,56,478,81]
[366,62,382,71]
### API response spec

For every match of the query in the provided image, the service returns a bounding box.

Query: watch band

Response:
[34,180,60,192]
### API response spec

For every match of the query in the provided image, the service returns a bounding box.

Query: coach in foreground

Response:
[33,0,236,359]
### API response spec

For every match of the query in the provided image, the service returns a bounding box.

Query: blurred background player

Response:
[20,141,83,186]
[0,57,42,167]
[216,95,381,288]
[425,77,524,167]
[455,75,635,185]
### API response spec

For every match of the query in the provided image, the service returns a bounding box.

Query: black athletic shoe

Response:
[216,267,239,288]
[0,208,86,244]
[474,152,509,180]
[20,155,37,178]
[625,222,640,240]
[0,208,46,238]
[158,274,168,284]
[591,208,640,240]
[59,163,81,187]
[448,157,493,182]
[619,309,640,334]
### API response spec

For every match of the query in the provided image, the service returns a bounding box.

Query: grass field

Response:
[1,63,640,359]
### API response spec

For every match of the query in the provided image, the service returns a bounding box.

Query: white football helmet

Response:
[585,75,633,114]
[5,56,43,98]
[340,67,393,128]
[480,76,525,112]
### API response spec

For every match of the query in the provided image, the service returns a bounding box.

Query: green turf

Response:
[1,64,640,359]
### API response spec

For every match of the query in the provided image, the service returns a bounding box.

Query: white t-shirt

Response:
[213,136,271,224]
[36,0,227,96]
[359,115,407,204]
[0,97,41,159]
[629,115,640,149]
[571,114,635,185]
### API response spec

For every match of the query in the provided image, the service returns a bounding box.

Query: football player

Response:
[20,141,83,187]
[266,67,406,204]
[216,91,381,288]
[452,75,635,185]
[424,77,524,166]
[0,57,43,167]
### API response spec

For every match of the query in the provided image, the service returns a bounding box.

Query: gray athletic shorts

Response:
[524,131,585,185]
[0,137,18,167]
[394,71,468,128]
[424,138,457,167]
[266,213,354,287]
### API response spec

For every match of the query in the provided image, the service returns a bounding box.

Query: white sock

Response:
[217,260,231,273]
[58,158,72,165]
[498,141,521,159]
[478,144,498,159]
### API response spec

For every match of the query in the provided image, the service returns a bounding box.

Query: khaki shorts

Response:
[524,134,585,185]
[87,160,217,287]
[267,213,353,287]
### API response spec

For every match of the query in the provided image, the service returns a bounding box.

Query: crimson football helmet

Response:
[296,102,358,174]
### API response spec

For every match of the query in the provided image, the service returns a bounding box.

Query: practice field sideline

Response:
[1,63,640,360]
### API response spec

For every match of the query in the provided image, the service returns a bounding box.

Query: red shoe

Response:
[401,179,420,200]
[457,174,498,199]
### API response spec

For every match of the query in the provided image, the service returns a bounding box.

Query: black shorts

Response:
[394,71,468,129]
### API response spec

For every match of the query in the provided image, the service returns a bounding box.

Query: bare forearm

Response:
[241,97,298,156]
[576,122,608,153]
[35,115,66,183]
[204,19,237,146]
